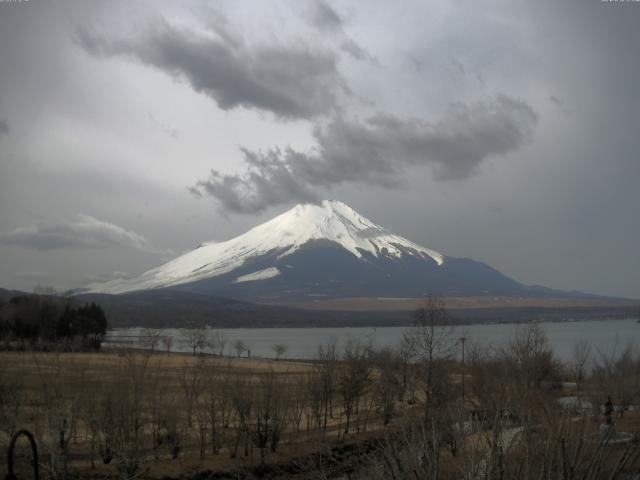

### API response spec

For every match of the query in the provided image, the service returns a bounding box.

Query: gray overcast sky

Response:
[1,0,639,299]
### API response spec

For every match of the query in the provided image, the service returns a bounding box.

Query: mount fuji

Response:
[85,200,557,302]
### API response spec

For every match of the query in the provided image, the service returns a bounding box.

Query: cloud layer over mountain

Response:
[193,95,538,213]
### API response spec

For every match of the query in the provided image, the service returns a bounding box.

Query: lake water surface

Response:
[105,318,640,363]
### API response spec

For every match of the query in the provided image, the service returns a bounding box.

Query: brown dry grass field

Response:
[0,349,422,479]
[3,333,640,479]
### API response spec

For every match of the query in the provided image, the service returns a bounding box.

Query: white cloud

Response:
[1,214,171,254]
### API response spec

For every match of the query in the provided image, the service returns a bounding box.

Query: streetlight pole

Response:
[460,336,467,403]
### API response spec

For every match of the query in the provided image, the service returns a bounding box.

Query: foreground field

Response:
[0,348,425,479]
[3,319,640,479]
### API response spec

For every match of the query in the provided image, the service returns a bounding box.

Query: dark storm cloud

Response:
[194,149,320,215]
[0,119,9,136]
[0,214,167,252]
[193,95,538,213]
[74,16,347,120]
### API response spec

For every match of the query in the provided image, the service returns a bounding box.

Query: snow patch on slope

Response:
[234,267,280,283]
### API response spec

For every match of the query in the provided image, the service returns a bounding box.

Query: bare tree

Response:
[161,335,173,353]
[178,358,205,428]
[0,368,24,437]
[31,352,75,479]
[148,362,166,460]
[232,339,249,358]
[572,339,591,391]
[505,322,559,390]
[80,352,153,478]
[316,340,338,430]
[272,343,288,360]
[202,360,232,455]
[142,328,161,352]
[358,409,640,480]
[229,377,253,458]
[157,403,183,460]
[338,340,372,434]
[289,374,308,433]
[210,330,227,357]
[372,347,400,425]
[180,325,209,355]
[305,366,325,432]
[593,341,640,418]
[254,370,290,464]
[405,296,455,418]
[195,398,208,459]
[397,335,416,403]
[467,341,512,416]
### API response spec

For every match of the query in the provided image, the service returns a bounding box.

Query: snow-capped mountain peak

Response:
[86,200,444,294]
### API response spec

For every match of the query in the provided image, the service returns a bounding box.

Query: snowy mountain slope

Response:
[84,199,563,301]
[86,200,445,295]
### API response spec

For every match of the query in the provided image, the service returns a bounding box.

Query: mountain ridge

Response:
[83,200,608,303]
[85,200,445,295]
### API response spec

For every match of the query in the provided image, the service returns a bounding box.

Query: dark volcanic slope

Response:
[169,240,567,301]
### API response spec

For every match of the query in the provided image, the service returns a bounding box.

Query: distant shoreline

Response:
[277,295,639,312]
[106,304,638,329]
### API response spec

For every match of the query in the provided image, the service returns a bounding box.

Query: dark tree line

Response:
[0,294,107,349]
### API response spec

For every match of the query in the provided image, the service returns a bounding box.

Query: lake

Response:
[105,318,640,363]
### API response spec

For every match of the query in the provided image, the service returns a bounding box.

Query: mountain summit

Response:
[86,200,534,300]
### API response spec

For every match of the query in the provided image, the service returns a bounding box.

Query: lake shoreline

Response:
[105,317,640,363]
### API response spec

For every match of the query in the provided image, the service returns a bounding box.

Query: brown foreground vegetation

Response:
[3,298,640,479]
